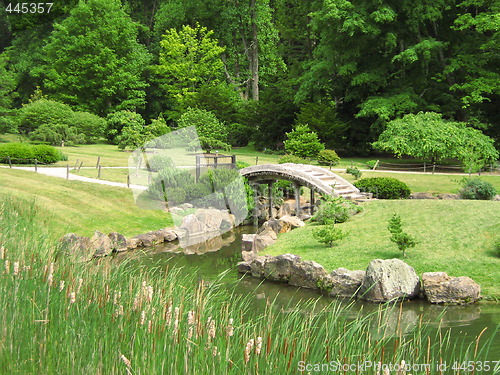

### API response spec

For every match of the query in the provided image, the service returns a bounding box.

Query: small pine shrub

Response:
[366,160,378,169]
[278,155,309,164]
[317,149,340,166]
[313,225,349,247]
[458,178,497,200]
[354,177,411,199]
[312,196,362,224]
[346,167,362,179]
[387,213,417,257]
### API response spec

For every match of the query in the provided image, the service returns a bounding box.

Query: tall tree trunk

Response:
[250,0,259,101]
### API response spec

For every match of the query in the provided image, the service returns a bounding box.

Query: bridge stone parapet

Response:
[240,163,368,222]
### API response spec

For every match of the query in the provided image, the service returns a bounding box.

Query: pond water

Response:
[114,226,500,363]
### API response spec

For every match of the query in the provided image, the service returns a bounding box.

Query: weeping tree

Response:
[373,112,498,171]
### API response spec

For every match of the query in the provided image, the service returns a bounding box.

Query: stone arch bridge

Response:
[239,163,368,219]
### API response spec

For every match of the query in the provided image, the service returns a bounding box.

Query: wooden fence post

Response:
[432,163,436,174]
[98,165,102,179]
[255,156,258,165]
[34,159,38,173]
[127,174,130,188]
[374,160,380,170]
[7,156,12,168]
[423,162,426,173]
[96,156,100,168]
[66,164,70,180]
[78,161,83,172]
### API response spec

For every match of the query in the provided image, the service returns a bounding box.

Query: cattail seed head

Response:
[140,310,146,325]
[244,339,254,364]
[146,286,153,303]
[208,317,216,339]
[255,337,263,355]
[227,318,234,337]
[76,278,83,294]
[187,310,195,325]
[212,346,218,357]
[13,262,19,276]
[120,354,131,368]
[115,305,124,316]
[59,280,65,292]
[4,260,9,274]
[69,292,76,304]
[0,246,4,260]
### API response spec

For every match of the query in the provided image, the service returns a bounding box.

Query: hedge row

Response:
[0,143,67,164]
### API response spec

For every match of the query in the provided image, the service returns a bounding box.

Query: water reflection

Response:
[114,225,500,357]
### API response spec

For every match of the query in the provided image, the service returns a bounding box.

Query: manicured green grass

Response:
[339,171,500,194]
[0,168,172,238]
[72,167,130,183]
[263,200,500,299]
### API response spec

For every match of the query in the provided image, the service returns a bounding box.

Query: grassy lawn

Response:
[339,171,500,194]
[0,168,172,238]
[263,199,500,299]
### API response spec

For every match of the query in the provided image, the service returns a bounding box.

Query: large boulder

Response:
[326,268,366,298]
[279,215,305,229]
[263,254,301,282]
[248,256,270,278]
[60,233,93,262]
[108,232,127,252]
[90,230,113,257]
[179,214,205,236]
[126,237,141,250]
[359,259,420,302]
[258,219,283,235]
[195,208,225,232]
[254,227,277,252]
[132,233,158,247]
[288,260,328,289]
[422,272,480,304]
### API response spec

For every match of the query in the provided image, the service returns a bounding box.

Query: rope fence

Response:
[365,160,500,175]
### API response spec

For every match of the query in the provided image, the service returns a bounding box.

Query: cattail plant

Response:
[244,339,255,364]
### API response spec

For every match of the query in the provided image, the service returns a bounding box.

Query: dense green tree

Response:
[69,111,106,144]
[154,23,225,120]
[284,124,325,159]
[0,52,17,133]
[39,0,150,116]
[295,102,349,151]
[106,110,145,145]
[177,108,230,152]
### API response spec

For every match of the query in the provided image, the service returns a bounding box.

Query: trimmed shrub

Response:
[458,178,497,200]
[147,154,175,172]
[236,161,251,170]
[284,124,325,159]
[278,155,309,164]
[0,143,65,164]
[317,149,340,166]
[32,145,66,164]
[354,177,411,199]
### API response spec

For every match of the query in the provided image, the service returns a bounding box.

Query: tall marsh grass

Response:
[0,198,498,374]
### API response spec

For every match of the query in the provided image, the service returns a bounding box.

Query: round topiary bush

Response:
[278,155,309,164]
[354,177,411,199]
[459,178,497,200]
[317,149,340,166]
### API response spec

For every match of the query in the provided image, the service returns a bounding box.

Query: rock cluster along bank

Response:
[237,255,481,304]
[59,208,235,262]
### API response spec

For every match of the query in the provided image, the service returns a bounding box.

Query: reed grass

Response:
[0,197,498,374]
